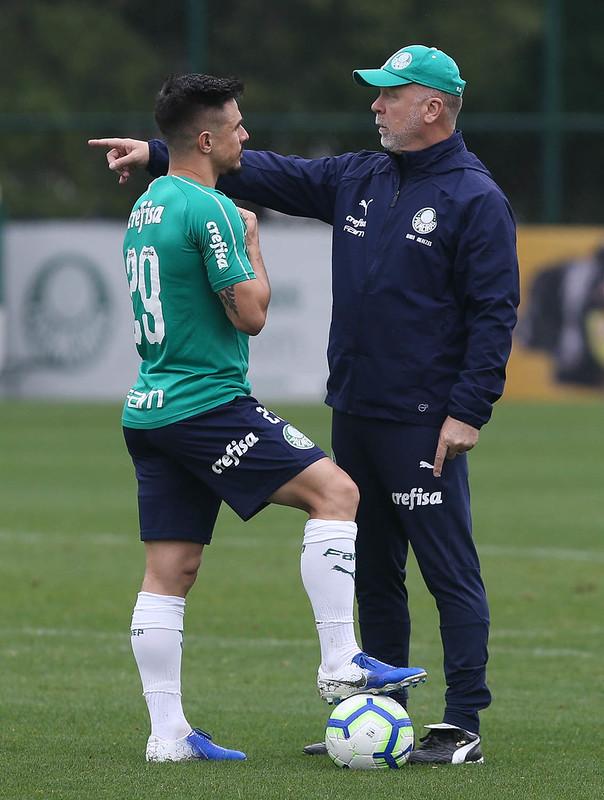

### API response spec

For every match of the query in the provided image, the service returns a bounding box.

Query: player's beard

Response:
[224,148,244,175]
[225,163,243,175]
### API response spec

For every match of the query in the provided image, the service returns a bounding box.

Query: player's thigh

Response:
[123,426,221,544]
[150,397,327,522]
[268,456,359,518]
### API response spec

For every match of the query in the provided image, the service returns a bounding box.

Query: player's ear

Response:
[198,130,212,153]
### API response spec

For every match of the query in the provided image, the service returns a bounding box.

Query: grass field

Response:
[0,401,602,800]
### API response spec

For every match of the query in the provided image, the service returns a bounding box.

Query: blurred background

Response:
[1,0,603,401]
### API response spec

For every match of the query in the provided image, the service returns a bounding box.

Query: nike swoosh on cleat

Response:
[321,677,367,689]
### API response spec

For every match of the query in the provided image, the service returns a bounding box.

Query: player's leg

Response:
[298,415,422,756]
[268,456,362,685]
[269,455,426,703]
[141,539,204,596]
[124,426,245,763]
[156,398,426,703]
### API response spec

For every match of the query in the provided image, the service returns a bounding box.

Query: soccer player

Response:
[114,74,427,763]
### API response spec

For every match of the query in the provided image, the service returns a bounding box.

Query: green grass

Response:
[0,401,602,800]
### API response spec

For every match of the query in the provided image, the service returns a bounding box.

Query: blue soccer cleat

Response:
[317,652,427,704]
[145,727,247,762]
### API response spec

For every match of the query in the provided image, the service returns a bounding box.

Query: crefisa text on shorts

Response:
[211,432,260,475]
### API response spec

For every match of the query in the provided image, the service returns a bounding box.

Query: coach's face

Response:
[206,99,249,174]
[371,83,436,153]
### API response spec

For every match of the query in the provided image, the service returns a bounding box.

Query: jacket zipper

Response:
[345,167,404,407]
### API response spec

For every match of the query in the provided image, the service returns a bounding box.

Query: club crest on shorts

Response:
[282,424,315,450]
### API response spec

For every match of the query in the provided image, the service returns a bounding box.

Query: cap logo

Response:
[390,52,413,70]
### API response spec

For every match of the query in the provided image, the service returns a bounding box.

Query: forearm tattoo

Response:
[218,285,239,315]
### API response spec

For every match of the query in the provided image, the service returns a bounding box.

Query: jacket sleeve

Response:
[146,139,344,223]
[448,190,520,429]
[148,139,169,177]
[216,151,343,223]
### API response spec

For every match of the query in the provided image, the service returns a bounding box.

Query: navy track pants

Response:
[332,410,491,733]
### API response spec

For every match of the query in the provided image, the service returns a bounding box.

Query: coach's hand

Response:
[88,137,150,184]
[433,416,479,478]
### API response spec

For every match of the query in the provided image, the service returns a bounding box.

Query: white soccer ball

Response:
[325,693,414,769]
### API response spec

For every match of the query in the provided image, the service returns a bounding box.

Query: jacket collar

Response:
[389,130,465,174]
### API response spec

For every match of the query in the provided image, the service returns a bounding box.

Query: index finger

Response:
[88,138,124,148]
[433,438,448,478]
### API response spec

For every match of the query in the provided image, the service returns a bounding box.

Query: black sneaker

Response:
[408,724,484,765]
[302,741,328,756]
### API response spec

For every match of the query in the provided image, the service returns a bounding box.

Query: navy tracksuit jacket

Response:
[149,132,519,732]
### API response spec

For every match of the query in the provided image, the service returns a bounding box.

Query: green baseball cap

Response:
[353,44,466,96]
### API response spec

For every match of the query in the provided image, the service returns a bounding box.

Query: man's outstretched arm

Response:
[88,138,151,183]
[89,137,343,223]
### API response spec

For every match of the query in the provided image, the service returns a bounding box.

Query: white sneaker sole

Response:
[145,736,195,762]
[318,673,427,704]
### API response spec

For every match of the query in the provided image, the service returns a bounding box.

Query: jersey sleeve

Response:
[187,189,256,293]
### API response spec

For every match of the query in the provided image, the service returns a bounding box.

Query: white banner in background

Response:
[2,220,332,402]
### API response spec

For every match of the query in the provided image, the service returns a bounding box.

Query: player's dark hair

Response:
[154,73,244,150]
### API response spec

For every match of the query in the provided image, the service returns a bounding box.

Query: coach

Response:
[91,44,519,764]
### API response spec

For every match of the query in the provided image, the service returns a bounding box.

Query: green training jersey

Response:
[121,175,256,429]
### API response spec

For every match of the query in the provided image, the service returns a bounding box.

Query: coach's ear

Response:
[424,95,445,125]
[198,130,212,153]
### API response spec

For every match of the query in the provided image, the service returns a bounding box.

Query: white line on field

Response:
[490,626,604,639]
[0,626,316,648]
[478,544,604,563]
[1,529,603,563]
[0,627,597,659]
[489,645,596,659]
[0,529,129,546]
[0,530,297,548]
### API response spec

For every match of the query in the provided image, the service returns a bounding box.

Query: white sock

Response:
[131,591,192,741]
[301,519,361,674]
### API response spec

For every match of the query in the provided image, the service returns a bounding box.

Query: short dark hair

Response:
[154,73,244,150]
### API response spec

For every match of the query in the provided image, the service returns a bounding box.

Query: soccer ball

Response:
[325,694,414,769]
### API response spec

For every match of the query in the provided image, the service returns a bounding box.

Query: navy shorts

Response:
[123,396,326,544]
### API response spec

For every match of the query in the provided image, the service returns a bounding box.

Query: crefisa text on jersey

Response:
[206,221,229,270]
[127,200,165,233]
